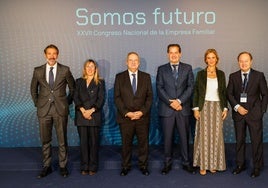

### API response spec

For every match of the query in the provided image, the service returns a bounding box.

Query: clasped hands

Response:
[169,99,182,111]
[125,111,143,120]
[81,107,95,120]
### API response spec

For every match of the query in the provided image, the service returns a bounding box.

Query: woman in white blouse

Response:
[192,49,228,175]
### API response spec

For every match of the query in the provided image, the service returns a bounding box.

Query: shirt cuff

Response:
[234,104,240,112]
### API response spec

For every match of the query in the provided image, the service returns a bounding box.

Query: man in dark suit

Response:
[227,51,268,178]
[156,44,195,175]
[114,52,153,176]
[30,44,75,178]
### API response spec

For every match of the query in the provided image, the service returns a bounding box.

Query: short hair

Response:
[44,44,59,54]
[167,44,181,53]
[127,51,140,60]
[237,51,253,61]
[204,49,219,64]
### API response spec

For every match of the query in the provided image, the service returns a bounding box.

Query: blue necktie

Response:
[132,74,136,94]
[172,65,178,80]
[49,67,54,88]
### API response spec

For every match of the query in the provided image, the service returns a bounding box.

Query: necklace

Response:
[207,68,216,74]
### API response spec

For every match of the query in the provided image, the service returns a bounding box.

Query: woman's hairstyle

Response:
[204,48,219,64]
[82,59,101,85]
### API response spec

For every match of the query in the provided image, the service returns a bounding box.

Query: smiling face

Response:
[126,53,140,72]
[44,47,58,66]
[238,53,252,72]
[205,52,218,67]
[168,46,181,64]
[84,61,96,77]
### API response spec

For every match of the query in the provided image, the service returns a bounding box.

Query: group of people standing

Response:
[30,43,268,179]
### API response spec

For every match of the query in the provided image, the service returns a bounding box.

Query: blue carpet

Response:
[0,144,267,188]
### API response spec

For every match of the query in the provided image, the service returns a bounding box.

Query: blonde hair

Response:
[82,59,101,85]
[204,48,219,64]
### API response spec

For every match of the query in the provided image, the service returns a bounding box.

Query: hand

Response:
[193,110,200,121]
[126,111,143,120]
[237,106,248,116]
[169,99,182,111]
[81,108,95,120]
[222,110,228,120]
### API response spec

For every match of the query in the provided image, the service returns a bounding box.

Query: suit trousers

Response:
[38,103,68,168]
[77,126,99,171]
[234,118,263,169]
[119,120,149,169]
[161,111,190,166]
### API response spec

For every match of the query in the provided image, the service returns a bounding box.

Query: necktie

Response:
[172,65,178,80]
[49,67,54,88]
[242,73,248,91]
[132,74,136,94]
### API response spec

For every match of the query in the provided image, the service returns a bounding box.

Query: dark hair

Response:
[167,44,181,53]
[237,51,253,61]
[44,44,59,54]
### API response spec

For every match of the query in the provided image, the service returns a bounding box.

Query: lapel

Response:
[53,63,62,88]
[40,64,50,89]
[176,62,184,87]
[124,70,135,96]
[245,69,254,93]
[164,63,177,86]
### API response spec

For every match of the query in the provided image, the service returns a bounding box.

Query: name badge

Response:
[240,93,247,103]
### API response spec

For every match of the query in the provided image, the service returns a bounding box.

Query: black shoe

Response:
[232,166,246,175]
[120,168,130,176]
[182,165,196,174]
[140,167,150,176]
[37,166,52,179]
[250,168,260,178]
[60,167,69,178]
[161,165,171,175]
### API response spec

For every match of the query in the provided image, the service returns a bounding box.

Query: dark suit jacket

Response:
[193,69,227,111]
[227,69,268,121]
[156,62,194,117]
[30,63,75,117]
[73,78,105,126]
[114,70,153,124]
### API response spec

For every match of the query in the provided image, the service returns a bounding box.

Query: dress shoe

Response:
[232,166,246,175]
[120,168,130,176]
[89,171,97,176]
[60,167,69,178]
[81,170,89,175]
[140,167,150,176]
[37,166,52,178]
[250,168,260,178]
[182,165,196,174]
[161,165,171,175]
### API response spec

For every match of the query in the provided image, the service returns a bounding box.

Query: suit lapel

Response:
[53,63,61,88]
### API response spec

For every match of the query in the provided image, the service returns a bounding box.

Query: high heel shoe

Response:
[200,170,206,175]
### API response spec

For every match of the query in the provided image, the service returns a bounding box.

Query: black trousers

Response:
[77,126,99,171]
[38,104,68,168]
[234,118,263,169]
[119,120,149,169]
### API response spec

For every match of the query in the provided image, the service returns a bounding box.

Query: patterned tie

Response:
[132,73,136,94]
[172,64,178,80]
[49,67,54,88]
